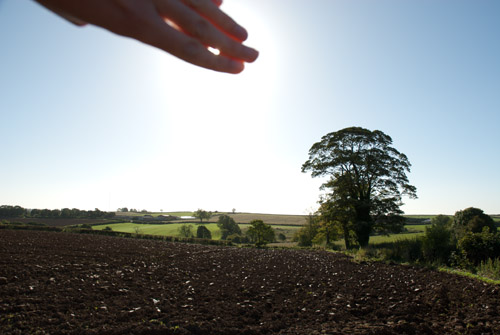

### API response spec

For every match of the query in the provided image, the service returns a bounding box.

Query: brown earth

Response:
[1,230,499,335]
[0,218,111,227]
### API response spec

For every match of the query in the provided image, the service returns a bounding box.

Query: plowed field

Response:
[1,230,499,334]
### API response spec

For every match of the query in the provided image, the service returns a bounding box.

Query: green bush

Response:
[178,224,194,238]
[246,220,275,247]
[293,215,319,247]
[227,234,249,244]
[196,225,212,239]
[453,207,496,240]
[375,238,423,263]
[477,258,500,281]
[457,228,500,265]
[217,215,241,240]
[421,217,454,265]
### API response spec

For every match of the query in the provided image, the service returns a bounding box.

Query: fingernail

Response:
[244,47,259,62]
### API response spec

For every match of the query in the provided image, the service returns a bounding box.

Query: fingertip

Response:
[227,59,244,74]
[244,48,259,63]
[232,25,248,42]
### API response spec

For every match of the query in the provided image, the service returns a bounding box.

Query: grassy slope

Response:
[225,213,307,226]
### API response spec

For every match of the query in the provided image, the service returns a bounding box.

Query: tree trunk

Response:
[342,224,351,249]
[355,203,372,248]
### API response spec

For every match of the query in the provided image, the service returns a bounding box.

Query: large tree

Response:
[193,209,212,223]
[302,127,417,247]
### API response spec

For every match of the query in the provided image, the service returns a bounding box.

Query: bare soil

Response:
[1,230,499,334]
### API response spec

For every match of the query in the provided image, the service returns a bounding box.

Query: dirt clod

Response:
[1,230,499,334]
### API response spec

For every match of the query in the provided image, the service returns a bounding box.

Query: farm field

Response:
[93,222,428,246]
[1,229,500,334]
[92,222,302,242]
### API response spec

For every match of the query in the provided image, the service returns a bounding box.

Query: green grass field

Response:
[93,222,302,242]
[114,211,195,218]
[93,223,222,239]
[93,220,428,247]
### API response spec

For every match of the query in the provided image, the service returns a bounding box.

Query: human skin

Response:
[35,0,259,74]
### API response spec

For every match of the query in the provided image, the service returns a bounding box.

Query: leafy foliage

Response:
[193,209,212,223]
[178,224,194,238]
[293,215,320,247]
[246,220,275,247]
[217,215,241,240]
[457,228,500,266]
[453,207,496,240]
[421,215,454,264]
[302,127,417,247]
[196,225,212,239]
[226,234,249,244]
[0,205,115,219]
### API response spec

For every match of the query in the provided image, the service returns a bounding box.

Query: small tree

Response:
[453,207,496,240]
[194,209,212,223]
[217,214,241,240]
[246,220,275,247]
[458,228,500,266]
[178,224,194,238]
[196,225,212,239]
[294,214,320,247]
[421,215,454,264]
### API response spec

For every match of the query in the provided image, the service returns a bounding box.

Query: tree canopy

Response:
[452,207,497,239]
[217,214,241,240]
[193,209,212,223]
[302,127,417,247]
[196,225,212,239]
[246,220,275,247]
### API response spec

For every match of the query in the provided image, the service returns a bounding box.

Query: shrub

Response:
[217,215,241,240]
[196,225,212,239]
[246,220,275,247]
[227,234,249,244]
[453,207,496,240]
[421,217,454,265]
[293,215,319,247]
[103,226,113,231]
[457,228,500,265]
[376,238,423,263]
[178,224,194,238]
[477,258,500,281]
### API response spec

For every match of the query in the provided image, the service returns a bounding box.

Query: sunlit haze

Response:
[1,0,499,215]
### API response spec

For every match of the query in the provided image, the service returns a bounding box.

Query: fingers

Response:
[155,0,258,63]
[181,0,247,41]
[145,20,247,73]
[211,0,223,7]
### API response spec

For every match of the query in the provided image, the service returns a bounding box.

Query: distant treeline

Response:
[0,205,115,219]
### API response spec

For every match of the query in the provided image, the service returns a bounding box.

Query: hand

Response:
[35,0,259,74]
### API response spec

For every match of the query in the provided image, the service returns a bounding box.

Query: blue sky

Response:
[1,0,499,215]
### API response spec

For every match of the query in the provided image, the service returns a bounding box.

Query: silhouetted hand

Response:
[35,0,259,74]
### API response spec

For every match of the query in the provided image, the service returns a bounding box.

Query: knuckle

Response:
[192,19,210,39]
[181,39,205,60]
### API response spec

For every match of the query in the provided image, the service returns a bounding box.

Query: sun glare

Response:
[208,47,220,55]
